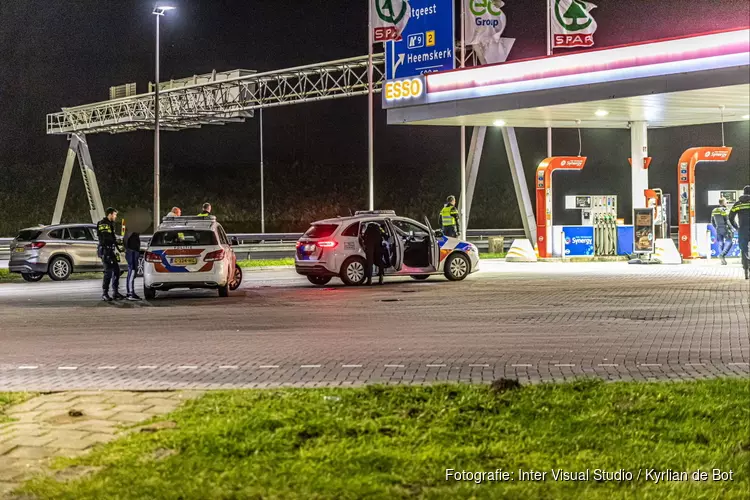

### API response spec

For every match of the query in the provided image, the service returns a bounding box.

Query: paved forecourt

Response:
[0,261,747,390]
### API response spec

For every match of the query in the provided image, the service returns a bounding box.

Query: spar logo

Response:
[552,0,598,49]
[373,0,410,42]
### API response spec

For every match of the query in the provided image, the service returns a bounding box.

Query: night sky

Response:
[1,0,749,227]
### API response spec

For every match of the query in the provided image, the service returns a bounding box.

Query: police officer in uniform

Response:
[440,195,460,238]
[197,202,212,217]
[97,207,125,301]
[711,197,737,265]
[729,185,750,280]
[361,222,385,286]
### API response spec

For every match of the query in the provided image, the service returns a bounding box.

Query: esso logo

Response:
[384,78,424,101]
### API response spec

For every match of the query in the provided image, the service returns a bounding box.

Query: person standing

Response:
[361,222,385,286]
[729,185,750,280]
[711,197,737,265]
[440,195,460,238]
[197,202,212,217]
[124,229,142,301]
[97,207,125,301]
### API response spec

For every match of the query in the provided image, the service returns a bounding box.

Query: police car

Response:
[142,216,242,299]
[295,211,479,286]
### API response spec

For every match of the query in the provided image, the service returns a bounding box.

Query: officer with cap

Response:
[729,185,750,279]
[711,197,737,265]
[440,195,460,238]
[97,207,125,301]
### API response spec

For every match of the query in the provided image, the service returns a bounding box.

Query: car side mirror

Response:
[231,237,239,246]
[434,229,444,238]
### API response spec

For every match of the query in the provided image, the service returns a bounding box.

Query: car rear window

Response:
[15,230,42,241]
[151,230,217,246]
[303,224,339,239]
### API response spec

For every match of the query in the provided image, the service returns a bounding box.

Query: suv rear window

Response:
[151,230,218,246]
[303,224,339,239]
[16,229,42,241]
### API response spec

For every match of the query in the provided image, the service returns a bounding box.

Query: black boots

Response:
[720,255,727,265]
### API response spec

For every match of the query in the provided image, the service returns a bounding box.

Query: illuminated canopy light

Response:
[595,109,609,117]
[426,28,750,95]
[493,119,506,127]
[743,114,750,120]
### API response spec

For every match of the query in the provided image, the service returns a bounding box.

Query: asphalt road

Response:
[0,261,748,390]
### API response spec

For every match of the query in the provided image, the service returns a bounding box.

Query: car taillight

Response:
[317,241,338,249]
[24,242,45,250]
[204,249,225,262]
[144,251,162,263]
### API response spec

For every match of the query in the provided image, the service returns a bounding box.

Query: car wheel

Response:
[21,272,44,282]
[444,253,470,281]
[410,275,430,281]
[229,264,242,291]
[307,276,332,286]
[137,255,145,278]
[48,256,72,281]
[144,286,156,300]
[218,284,229,297]
[340,257,367,286]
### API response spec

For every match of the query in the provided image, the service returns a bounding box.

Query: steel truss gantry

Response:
[46,48,479,224]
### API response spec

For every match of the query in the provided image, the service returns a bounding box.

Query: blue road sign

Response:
[385,0,455,80]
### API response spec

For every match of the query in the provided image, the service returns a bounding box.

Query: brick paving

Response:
[0,262,747,390]
[0,391,203,496]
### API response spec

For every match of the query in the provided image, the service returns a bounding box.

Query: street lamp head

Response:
[153,5,176,15]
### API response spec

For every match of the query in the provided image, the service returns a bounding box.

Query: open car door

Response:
[384,219,403,271]
[424,216,439,269]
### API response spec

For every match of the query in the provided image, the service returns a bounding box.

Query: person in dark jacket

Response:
[124,230,142,300]
[361,222,385,285]
[197,202,212,217]
[729,185,750,279]
[711,197,737,265]
[96,207,125,301]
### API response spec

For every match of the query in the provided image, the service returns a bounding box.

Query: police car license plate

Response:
[173,257,197,265]
[305,245,316,252]
[14,247,24,253]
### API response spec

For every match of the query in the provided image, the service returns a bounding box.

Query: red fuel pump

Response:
[535,157,587,258]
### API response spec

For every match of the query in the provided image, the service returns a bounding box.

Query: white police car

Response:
[142,216,242,299]
[295,211,479,286]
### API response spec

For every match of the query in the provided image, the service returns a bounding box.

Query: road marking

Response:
[728,362,749,366]
[342,364,362,368]
[97,366,118,370]
[469,364,490,367]
[300,365,321,368]
[639,363,662,367]
[426,364,446,367]
[137,365,157,369]
[259,365,279,369]
[17,365,38,370]
[511,364,533,367]
[684,363,706,366]
[219,365,238,369]
[554,364,576,367]
[384,364,404,368]
[57,366,78,370]
[178,365,198,369]
[598,364,619,367]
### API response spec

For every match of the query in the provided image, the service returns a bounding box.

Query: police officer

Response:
[729,185,750,280]
[361,222,385,286]
[440,195,460,238]
[97,207,125,301]
[197,202,212,217]
[711,197,737,265]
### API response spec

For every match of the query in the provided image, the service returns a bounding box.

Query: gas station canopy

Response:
[385,29,750,129]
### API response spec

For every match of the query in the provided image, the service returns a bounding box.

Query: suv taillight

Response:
[144,251,162,263]
[204,249,225,262]
[25,242,45,250]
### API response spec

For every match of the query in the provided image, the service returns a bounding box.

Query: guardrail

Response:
[0,228,683,262]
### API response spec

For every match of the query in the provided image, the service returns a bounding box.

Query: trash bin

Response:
[488,236,505,254]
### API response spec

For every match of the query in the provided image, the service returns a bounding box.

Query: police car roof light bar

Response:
[354,210,396,216]
[162,215,216,222]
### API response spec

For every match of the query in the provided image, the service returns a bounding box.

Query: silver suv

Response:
[9,224,109,282]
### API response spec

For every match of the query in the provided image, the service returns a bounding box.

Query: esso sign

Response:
[384,78,424,101]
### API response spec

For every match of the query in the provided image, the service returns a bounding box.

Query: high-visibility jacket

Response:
[729,195,750,239]
[440,204,460,230]
[711,206,735,235]
[197,211,211,217]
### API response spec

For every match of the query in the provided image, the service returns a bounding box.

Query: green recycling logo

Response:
[554,0,594,32]
[376,0,407,25]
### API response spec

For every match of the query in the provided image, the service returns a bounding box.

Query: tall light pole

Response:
[152,5,175,230]
[259,107,265,233]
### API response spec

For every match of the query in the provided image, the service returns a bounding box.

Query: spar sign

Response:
[552,0,598,49]
[371,0,411,42]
